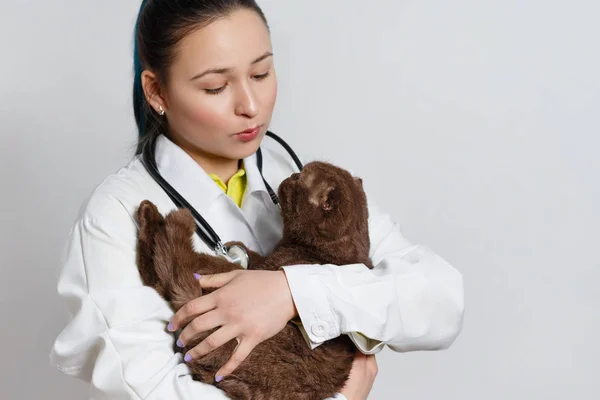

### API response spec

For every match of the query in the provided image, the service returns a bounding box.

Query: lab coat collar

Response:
[242,150,270,200]
[154,135,270,214]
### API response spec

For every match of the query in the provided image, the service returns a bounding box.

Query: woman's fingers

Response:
[177,309,223,347]
[171,269,294,381]
[184,324,239,363]
[214,339,255,381]
[199,270,241,289]
[169,293,217,332]
[340,352,379,400]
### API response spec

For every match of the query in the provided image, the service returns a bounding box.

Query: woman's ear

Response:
[141,70,168,114]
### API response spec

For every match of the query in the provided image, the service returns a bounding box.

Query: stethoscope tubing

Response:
[141,131,303,260]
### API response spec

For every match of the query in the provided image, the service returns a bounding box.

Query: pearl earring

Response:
[157,105,165,116]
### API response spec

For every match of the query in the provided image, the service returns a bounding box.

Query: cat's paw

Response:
[164,208,197,239]
[136,200,164,233]
[135,200,166,289]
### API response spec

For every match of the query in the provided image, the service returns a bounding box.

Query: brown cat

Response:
[136,161,373,400]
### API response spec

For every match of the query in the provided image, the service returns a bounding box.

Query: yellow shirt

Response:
[208,167,247,207]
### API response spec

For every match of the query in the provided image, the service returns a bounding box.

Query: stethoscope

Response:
[141,131,303,269]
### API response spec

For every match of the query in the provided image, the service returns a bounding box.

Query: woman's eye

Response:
[204,84,227,95]
[253,71,270,81]
[203,72,269,94]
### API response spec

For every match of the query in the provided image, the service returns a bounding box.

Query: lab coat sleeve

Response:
[49,199,232,399]
[281,199,465,354]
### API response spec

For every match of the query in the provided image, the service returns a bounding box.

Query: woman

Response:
[50,1,465,399]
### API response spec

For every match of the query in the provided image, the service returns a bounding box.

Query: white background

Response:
[1,0,598,399]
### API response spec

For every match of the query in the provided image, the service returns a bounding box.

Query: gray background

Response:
[1,0,599,399]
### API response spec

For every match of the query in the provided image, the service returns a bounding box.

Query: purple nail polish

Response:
[177,339,183,347]
[184,353,192,362]
[216,375,223,383]
[167,322,174,331]
[194,273,201,280]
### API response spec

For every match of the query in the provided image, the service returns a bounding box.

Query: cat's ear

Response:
[322,186,341,212]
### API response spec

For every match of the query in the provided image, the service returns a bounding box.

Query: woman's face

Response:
[154,9,277,162]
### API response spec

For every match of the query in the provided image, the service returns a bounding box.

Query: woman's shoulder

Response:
[75,156,159,225]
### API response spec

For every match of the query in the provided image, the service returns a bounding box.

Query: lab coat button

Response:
[408,254,420,264]
[311,322,329,337]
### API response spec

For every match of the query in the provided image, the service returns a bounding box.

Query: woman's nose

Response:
[234,84,259,118]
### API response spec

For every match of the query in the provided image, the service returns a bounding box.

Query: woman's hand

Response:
[168,269,298,381]
[340,352,379,400]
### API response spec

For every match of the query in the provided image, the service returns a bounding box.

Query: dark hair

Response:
[133,0,269,155]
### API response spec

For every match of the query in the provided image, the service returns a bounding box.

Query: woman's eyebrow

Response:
[251,51,273,65]
[190,51,274,81]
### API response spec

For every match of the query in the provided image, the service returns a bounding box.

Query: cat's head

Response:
[277,161,368,244]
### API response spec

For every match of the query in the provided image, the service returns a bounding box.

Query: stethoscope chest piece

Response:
[225,244,250,269]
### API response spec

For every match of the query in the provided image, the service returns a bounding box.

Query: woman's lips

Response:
[234,126,261,142]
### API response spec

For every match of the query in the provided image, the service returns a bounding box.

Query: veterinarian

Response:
[50,1,465,399]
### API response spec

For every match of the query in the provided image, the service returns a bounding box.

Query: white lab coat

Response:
[50,134,464,400]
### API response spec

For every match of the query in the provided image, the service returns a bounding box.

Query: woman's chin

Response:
[227,136,264,160]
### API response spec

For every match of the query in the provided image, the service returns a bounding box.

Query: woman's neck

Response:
[170,136,240,184]
[192,152,240,184]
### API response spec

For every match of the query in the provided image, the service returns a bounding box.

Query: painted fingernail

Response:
[184,353,192,362]
[216,375,223,383]
[194,273,201,280]
[176,339,183,347]
[167,322,174,331]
